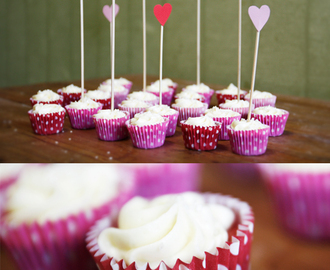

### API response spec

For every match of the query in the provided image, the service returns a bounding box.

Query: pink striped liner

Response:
[171,103,208,126]
[28,110,65,135]
[65,105,103,129]
[118,104,150,119]
[244,95,276,108]
[219,104,253,120]
[207,115,242,140]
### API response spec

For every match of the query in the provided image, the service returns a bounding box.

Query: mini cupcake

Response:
[57,84,86,106]
[146,83,175,106]
[174,90,206,103]
[204,107,241,140]
[146,105,179,137]
[258,164,330,240]
[65,97,103,129]
[28,104,65,135]
[118,99,151,119]
[244,90,276,108]
[98,84,130,109]
[180,116,221,151]
[85,90,111,109]
[171,99,208,126]
[227,119,270,156]
[30,89,64,107]
[127,91,159,106]
[125,111,169,149]
[215,83,247,105]
[251,106,289,136]
[93,109,130,141]
[102,77,133,91]
[219,99,253,119]
[0,164,135,270]
[182,83,214,106]
[150,78,178,91]
[87,192,254,270]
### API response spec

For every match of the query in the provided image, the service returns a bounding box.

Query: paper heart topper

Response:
[154,3,172,26]
[103,4,119,23]
[248,5,270,32]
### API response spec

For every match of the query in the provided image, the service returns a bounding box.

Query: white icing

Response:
[221,100,249,108]
[67,97,101,109]
[205,107,240,118]
[130,111,165,126]
[146,105,177,115]
[245,90,274,99]
[151,78,176,88]
[98,192,235,268]
[253,106,287,115]
[32,104,65,114]
[184,83,211,93]
[185,116,216,127]
[61,84,82,93]
[0,164,25,182]
[216,84,246,95]
[120,100,150,108]
[127,91,158,102]
[85,90,111,99]
[32,90,61,101]
[175,90,204,100]
[230,119,268,131]
[173,99,205,108]
[93,109,127,120]
[103,77,131,86]
[98,84,127,93]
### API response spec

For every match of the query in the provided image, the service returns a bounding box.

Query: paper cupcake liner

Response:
[171,104,208,126]
[118,104,149,119]
[65,105,103,129]
[208,115,242,140]
[163,111,179,137]
[180,121,221,151]
[113,90,130,109]
[227,126,270,156]
[28,110,65,135]
[147,88,175,106]
[30,97,64,107]
[57,89,86,107]
[219,104,253,120]
[93,112,130,141]
[86,193,254,270]
[244,96,276,108]
[92,98,112,110]
[181,89,214,106]
[125,118,169,149]
[215,93,246,106]
[251,111,289,136]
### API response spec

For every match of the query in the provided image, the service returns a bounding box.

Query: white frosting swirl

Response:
[205,107,240,118]
[85,90,111,99]
[103,77,131,87]
[184,83,211,93]
[32,104,65,114]
[253,106,287,115]
[231,119,268,131]
[147,83,171,93]
[245,90,274,99]
[98,192,235,268]
[176,90,204,100]
[127,91,158,102]
[173,98,205,108]
[67,97,101,109]
[221,100,249,108]
[32,90,61,101]
[216,84,246,94]
[130,111,165,126]
[61,84,82,93]
[98,84,127,93]
[93,109,127,120]
[120,99,150,108]
[152,78,175,87]
[185,116,216,127]
[146,105,177,115]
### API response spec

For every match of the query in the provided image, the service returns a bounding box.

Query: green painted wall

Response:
[1,0,329,100]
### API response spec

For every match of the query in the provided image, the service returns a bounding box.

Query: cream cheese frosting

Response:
[146,83,171,93]
[217,84,246,94]
[231,119,268,131]
[32,104,65,114]
[98,84,127,93]
[66,97,101,109]
[221,100,249,108]
[245,90,274,99]
[185,116,216,127]
[253,106,287,115]
[97,192,235,268]
[120,99,150,108]
[130,111,165,126]
[85,90,111,99]
[175,90,204,100]
[151,78,176,87]
[61,84,83,93]
[103,77,131,86]
[184,83,211,93]
[173,98,205,108]
[93,109,127,120]
[146,105,177,115]
[205,107,240,118]
[32,90,61,101]
[127,91,158,102]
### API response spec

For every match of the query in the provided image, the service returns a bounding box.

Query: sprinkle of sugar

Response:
[95,156,99,159]
[69,138,72,141]
[109,157,113,160]
[70,130,73,133]
[107,151,111,154]
[55,141,58,144]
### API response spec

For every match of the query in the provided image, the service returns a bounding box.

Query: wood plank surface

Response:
[0,74,330,163]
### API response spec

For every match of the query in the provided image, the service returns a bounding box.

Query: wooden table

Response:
[0,75,329,163]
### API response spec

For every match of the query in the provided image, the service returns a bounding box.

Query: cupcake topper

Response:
[247,5,270,121]
[197,0,201,86]
[237,0,242,101]
[80,0,85,99]
[154,3,172,105]
[142,0,147,92]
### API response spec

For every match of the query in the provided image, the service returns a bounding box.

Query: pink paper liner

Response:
[244,96,276,108]
[171,103,208,126]
[125,118,169,149]
[227,125,270,156]
[182,89,214,106]
[163,111,179,137]
[118,104,150,119]
[92,98,112,110]
[30,97,64,107]
[207,115,242,140]
[28,110,65,135]
[113,89,130,109]
[251,111,289,136]
[86,193,254,270]
[219,104,253,120]
[147,88,175,106]
[0,189,134,270]
[215,92,247,106]
[65,105,103,129]
[93,111,130,141]
[259,166,330,240]
[57,89,87,107]
[180,121,221,151]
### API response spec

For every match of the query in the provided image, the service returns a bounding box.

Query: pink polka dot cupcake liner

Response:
[125,118,169,149]
[65,105,103,129]
[147,88,175,106]
[171,104,208,126]
[118,104,149,119]
[163,111,179,137]
[219,104,253,120]
[180,121,222,151]
[86,193,254,270]
[113,90,130,109]
[209,115,242,140]
[93,112,130,141]
[259,165,330,240]
[215,92,247,106]
[57,89,86,107]
[30,97,64,107]
[197,89,215,106]
[92,98,112,110]
[28,110,65,135]
[227,126,270,156]
[244,96,276,108]
[251,111,289,136]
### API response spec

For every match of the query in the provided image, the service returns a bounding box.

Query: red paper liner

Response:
[28,110,65,135]
[65,105,103,129]
[125,118,169,149]
[57,89,87,107]
[118,104,150,119]
[93,111,130,141]
[86,193,254,270]
[92,98,112,110]
[147,88,175,106]
[30,97,64,107]
[244,96,276,108]
[208,115,242,140]
[219,104,253,120]
[171,103,208,126]
[215,92,247,106]
[180,121,221,151]
[251,111,289,136]
[163,111,179,137]
[227,126,270,156]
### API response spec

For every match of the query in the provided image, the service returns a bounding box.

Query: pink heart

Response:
[248,5,270,32]
[154,3,172,26]
[103,4,119,23]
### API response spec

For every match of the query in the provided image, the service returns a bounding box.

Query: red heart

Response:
[154,3,172,26]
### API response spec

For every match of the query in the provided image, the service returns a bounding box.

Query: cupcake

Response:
[244,90,276,108]
[174,90,206,103]
[227,119,270,156]
[102,77,133,91]
[65,97,103,129]
[93,110,130,141]
[171,99,208,126]
[118,99,151,119]
[98,84,130,109]
[28,104,65,135]
[258,164,330,240]
[215,84,247,106]
[57,84,86,106]
[251,106,289,136]
[181,116,221,151]
[85,90,112,109]
[87,192,254,270]
[182,83,214,106]
[0,164,135,270]
[204,107,241,140]
[146,83,175,106]
[150,78,178,91]
[125,111,169,149]
[127,91,159,106]
[219,99,253,119]
[146,105,179,137]
[30,89,64,107]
